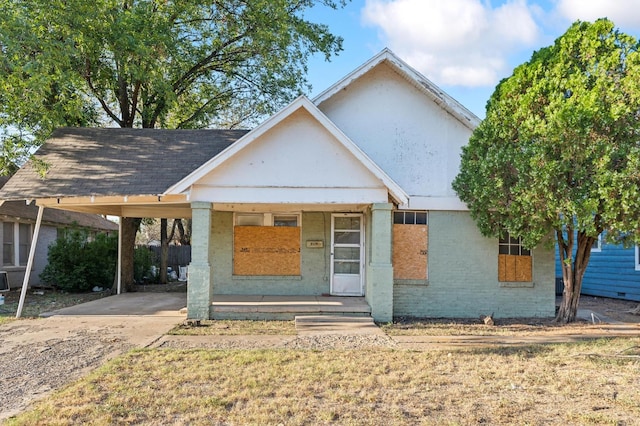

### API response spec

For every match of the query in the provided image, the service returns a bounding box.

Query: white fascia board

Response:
[313,48,481,132]
[190,186,390,205]
[165,96,409,207]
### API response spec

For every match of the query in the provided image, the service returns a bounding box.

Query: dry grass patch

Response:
[381,317,601,336]
[169,319,296,335]
[8,338,640,425]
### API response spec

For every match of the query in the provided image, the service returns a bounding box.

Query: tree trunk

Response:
[175,218,189,245]
[556,230,596,323]
[160,218,168,284]
[120,217,141,292]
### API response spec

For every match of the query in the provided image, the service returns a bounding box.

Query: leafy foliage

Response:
[41,229,118,292]
[0,0,346,170]
[452,19,640,322]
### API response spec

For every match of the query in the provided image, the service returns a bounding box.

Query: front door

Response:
[330,214,364,296]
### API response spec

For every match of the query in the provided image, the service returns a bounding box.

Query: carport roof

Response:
[0,127,249,201]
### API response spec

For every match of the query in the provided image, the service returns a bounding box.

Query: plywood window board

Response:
[393,224,427,280]
[498,254,532,282]
[233,226,301,276]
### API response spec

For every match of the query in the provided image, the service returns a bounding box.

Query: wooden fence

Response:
[147,245,192,270]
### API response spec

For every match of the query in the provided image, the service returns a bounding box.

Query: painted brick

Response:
[393,211,555,318]
[212,211,331,295]
[366,203,394,322]
[187,202,212,319]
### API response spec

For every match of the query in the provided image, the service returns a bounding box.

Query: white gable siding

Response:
[317,62,471,209]
[191,109,389,204]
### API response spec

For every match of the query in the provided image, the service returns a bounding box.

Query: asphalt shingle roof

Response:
[0,127,248,200]
[0,176,118,230]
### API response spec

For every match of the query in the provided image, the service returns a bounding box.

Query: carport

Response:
[0,127,248,317]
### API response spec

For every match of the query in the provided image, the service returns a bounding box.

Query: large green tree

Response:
[452,19,640,323]
[0,0,345,290]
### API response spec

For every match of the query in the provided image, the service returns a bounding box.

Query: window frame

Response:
[234,212,301,227]
[498,234,531,256]
[635,245,640,271]
[591,234,602,253]
[2,221,32,267]
[498,232,533,283]
[393,210,427,225]
[2,222,15,266]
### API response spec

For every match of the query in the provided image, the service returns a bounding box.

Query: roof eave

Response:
[313,48,481,131]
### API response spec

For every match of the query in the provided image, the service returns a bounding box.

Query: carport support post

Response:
[187,202,213,319]
[117,217,122,294]
[365,203,394,323]
[16,205,45,318]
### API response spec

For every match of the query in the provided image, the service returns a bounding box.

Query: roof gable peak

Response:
[313,48,480,130]
[166,95,408,206]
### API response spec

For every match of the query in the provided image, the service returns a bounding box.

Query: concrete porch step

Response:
[295,315,383,335]
[210,295,371,321]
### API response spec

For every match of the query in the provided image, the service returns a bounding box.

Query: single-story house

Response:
[555,236,640,302]
[0,177,118,289]
[0,49,555,321]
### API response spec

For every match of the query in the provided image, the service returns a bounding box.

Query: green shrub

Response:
[134,246,157,283]
[41,229,117,292]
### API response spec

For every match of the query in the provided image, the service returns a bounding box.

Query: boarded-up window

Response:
[234,226,301,276]
[392,211,428,280]
[498,234,532,282]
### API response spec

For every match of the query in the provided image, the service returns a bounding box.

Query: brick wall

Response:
[393,211,555,318]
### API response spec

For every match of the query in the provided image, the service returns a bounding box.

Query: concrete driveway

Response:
[41,291,187,317]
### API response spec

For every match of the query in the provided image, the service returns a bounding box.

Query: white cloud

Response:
[557,0,640,30]
[361,0,540,87]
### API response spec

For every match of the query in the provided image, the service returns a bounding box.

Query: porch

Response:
[210,295,371,320]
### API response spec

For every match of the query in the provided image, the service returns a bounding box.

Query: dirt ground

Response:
[0,288,639,421]
[577,295,640,323]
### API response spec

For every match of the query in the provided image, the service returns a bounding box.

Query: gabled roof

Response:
[0,127,248,201]
[166,96,409,206]
[313,48,481,131]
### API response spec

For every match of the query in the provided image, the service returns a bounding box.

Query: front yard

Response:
[6,338,640,425]
[2,292,640,425]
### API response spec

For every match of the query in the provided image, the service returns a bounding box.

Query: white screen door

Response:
[330,214,364,296]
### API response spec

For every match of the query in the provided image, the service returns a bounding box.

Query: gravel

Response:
[0,329,132,420]
[156,333,397,350]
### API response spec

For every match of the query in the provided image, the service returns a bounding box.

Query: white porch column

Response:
[365,203,394,322]
[188,202,213,319]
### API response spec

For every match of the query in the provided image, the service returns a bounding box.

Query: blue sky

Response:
[304,0,640,118]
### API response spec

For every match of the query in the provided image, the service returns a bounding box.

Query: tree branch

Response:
[83,59,123,126]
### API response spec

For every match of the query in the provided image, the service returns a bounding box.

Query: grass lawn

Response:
[7,338,640,425]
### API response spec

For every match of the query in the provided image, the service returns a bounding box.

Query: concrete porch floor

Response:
[210,295,371,320]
